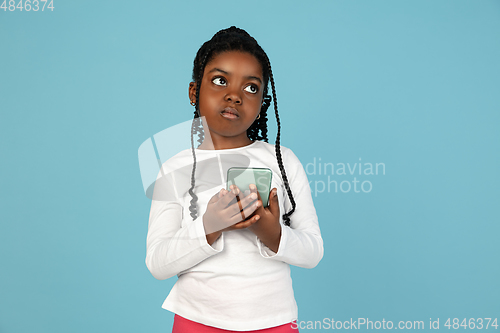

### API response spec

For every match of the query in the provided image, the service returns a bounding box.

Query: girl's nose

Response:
[224,89,242,104]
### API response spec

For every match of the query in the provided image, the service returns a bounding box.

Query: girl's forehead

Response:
[205,51,263,76]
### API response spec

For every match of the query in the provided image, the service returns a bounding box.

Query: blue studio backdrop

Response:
[1,1,499,332]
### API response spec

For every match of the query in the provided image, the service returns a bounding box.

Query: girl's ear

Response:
[188,82,197,102]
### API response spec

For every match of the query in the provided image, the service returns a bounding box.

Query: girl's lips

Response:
[220,107,240,119]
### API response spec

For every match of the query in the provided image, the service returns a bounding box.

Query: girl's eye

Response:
[244,85,258,94]
[212,77,227,86]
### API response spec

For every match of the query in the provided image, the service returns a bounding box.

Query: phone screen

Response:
[226,167,273,207]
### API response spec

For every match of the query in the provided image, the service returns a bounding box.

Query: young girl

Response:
[146,26,323,332]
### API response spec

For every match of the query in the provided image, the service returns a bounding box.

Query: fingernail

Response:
[250,184,256,191]
[255,216,260,221]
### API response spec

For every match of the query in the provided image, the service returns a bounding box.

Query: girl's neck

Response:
[198,136,254,150]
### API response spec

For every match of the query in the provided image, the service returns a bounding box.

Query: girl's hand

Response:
[247,185,281,253]
[203,185,261,245]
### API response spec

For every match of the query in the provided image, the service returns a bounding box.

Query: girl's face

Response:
[189,51,264,149]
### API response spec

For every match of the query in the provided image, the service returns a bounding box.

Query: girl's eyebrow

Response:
[208,67,262,84]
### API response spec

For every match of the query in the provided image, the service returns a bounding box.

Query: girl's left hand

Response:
[247,185,281,253]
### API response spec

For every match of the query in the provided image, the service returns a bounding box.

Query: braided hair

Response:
[188,26,296,226]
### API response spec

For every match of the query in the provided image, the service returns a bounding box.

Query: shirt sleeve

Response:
[256,147,324,269]
[145,168,224,281]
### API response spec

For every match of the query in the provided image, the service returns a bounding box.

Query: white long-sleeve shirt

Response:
[145,140,323,331]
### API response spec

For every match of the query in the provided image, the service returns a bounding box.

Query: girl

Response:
[146,26,323,332]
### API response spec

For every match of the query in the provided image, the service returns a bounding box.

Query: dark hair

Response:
[188,26,296,226]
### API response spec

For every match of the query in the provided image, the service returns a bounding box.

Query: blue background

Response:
[1,0,499,332]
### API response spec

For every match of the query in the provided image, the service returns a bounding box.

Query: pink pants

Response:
[172,314,299,333]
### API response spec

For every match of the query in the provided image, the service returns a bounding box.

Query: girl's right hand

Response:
[203,185,261,243]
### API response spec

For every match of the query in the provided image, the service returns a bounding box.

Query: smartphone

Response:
[226,167,273,207]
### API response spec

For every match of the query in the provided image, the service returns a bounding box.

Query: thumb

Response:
[208,189,223,204]
[268,188,280,216]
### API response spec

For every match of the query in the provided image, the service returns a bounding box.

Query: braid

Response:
[247,94,270,142]
[194,110,204,145]
[188,45,213,220]
[188,26,297,225]
[266,57,296,226]
[188,114,199,220]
